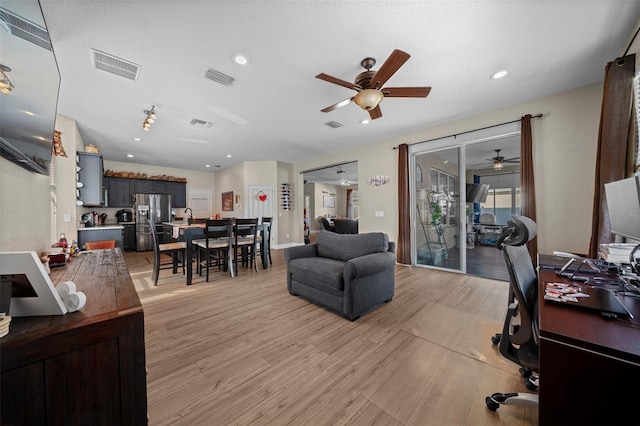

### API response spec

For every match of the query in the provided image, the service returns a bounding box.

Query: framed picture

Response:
[222,191,234,211]
[323,195,336,208]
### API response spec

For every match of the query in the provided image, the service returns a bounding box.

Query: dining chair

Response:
[85,239,116,250]
[259,217,273,266]
[232,218,259,273]
[149,219,186,286]
[194,218,234,281]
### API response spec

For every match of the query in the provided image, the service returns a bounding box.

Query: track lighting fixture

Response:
[143,106,156,131]
[0,64,15,95]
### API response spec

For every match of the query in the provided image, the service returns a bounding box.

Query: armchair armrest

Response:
[284,243,318,264]
[344,251,396,280]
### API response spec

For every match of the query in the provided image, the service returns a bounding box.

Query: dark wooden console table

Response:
[1,249,147,425]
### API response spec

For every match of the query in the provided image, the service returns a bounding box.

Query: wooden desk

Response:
[0,249,147,426]
[538,268,640,425]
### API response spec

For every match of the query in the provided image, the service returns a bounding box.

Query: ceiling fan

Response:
[487,149,520,170]
[315,49,431,120]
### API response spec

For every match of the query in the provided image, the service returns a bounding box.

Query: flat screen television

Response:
[466,183,490,203]
[604,176,640,241]
[0,0,60,175]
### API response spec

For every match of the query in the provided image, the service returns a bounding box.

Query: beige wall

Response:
[0,157,51,251]
[213,160,295,246]
[293,82,604,255]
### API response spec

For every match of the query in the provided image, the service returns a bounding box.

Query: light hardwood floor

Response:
[124,248,538,426]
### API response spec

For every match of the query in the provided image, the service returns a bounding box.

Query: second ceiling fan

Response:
[316,49,431,120]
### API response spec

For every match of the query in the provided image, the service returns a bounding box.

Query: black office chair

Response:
[485,214,540,411]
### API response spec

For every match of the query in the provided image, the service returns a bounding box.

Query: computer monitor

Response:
[604,176,640,241]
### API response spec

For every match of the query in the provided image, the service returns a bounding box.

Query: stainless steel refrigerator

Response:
[134,193,171,251]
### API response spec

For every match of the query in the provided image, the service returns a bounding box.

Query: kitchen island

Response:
[0,248,147,425]
[77,224,124,250]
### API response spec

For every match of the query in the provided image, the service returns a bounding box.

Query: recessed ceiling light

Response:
[360,119,370,124]
[132,137,142,142]
[226,154,232,158]
[232,54,248,65]
[205,164,210,168]
[127,154,134,158]
[490,70,508,80]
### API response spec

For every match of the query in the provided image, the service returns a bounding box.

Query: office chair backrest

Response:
[498,214,538,345]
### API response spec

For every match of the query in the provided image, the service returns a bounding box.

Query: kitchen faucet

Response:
[184,207,193,219]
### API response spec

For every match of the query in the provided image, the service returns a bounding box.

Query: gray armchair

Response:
[285,231,395,320]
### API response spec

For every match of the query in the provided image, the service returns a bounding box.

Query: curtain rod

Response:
[392,113,543,149]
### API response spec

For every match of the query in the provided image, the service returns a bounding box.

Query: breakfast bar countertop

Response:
[77,224,125,231]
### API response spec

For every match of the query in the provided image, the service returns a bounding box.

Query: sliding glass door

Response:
[413,147,463,272]
[409,121,522,277]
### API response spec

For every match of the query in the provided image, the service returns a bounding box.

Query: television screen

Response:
[466,183,490,203]
[0,0,60,175]
[604,176,640,241]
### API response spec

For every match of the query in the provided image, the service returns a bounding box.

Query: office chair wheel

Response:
[525,379,538,391]
[519,367,532,378]
[491,333,501,345]
[485,396,500,411]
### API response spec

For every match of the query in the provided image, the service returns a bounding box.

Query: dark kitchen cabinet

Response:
[77,152,104,207]
[122,224,136,252]
[105,176,187,207]
[132,179,151,194]
[151,180,168,194]
[106,177,134,207]
[167,181,187,208]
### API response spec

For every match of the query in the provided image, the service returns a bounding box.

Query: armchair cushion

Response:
[316,231,389,262]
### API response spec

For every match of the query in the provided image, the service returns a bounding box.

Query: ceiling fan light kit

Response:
[354,89,384,111]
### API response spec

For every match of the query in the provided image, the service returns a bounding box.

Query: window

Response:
[479,173,521,224]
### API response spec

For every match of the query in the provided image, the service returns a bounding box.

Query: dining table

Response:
[163,221,270,285]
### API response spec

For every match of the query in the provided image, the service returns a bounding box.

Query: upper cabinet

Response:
[77,152,104,206]
[106,176,186,207]
[105,177,133,207]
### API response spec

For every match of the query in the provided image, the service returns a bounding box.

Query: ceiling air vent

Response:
[0,7,52,51]
[325,121,343,129]
[91,49,140,81]
[190,118,213,128]
[204,68,236,87]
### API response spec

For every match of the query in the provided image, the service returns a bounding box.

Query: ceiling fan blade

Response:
[369,105,382,120]
[369,49,411,89]
[316,73,362,91]
[321,97,354,113]
[382,87,431,98]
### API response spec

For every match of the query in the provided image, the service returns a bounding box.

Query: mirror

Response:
[0,0,60,175]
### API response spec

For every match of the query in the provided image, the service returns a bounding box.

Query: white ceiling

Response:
[32,1,640,173]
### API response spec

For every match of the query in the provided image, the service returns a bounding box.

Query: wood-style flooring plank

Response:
[123,247,537,426]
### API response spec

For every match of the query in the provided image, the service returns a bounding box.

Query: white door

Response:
[247,184,275,244]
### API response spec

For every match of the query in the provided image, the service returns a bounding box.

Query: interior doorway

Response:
[302,161,358,238]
